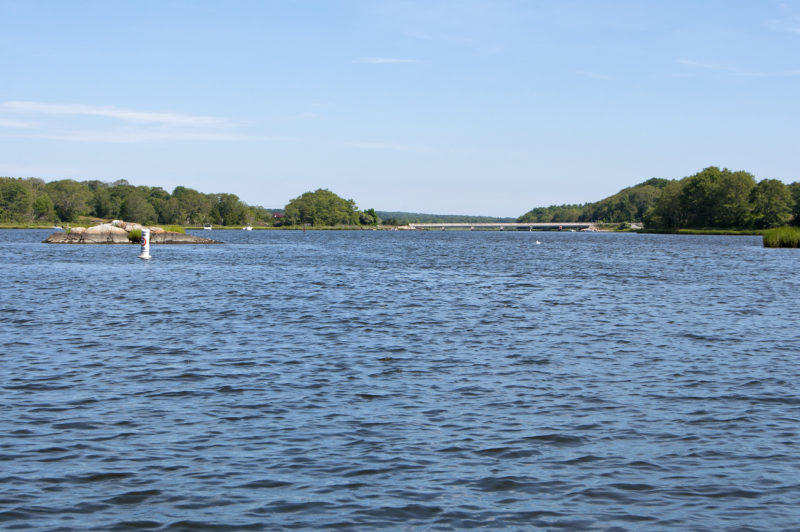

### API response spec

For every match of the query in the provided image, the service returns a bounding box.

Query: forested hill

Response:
[377,211,515,225]
[517,178,669,225]
[518,168,800,230]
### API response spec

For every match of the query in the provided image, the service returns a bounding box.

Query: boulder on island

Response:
[84,223,130,244]
[43,221,222,244]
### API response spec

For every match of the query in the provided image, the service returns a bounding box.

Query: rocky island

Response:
[43,221,222,244]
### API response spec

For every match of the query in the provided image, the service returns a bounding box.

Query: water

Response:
[1,229,799,531]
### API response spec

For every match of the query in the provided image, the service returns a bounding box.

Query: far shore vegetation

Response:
[518,167,799,232]
[1,166,798,235]
[763,226,800,248]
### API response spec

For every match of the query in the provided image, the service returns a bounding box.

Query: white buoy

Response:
[138,227,151,260]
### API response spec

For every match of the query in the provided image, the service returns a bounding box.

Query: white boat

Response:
[243,225,253,231]
[203,224,212,230]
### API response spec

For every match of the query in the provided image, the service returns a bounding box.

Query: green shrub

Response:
[163,225,185,234]
[128,228,142,243]
[763,226,800,248]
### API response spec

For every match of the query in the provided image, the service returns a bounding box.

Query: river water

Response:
[1,229,798,531]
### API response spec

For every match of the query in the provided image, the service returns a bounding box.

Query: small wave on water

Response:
[1,230,799,530]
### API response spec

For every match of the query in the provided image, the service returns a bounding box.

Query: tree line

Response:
[0,177,276,226]
[0,178,382,227]
[5,167,797,230]
[518,168,800,230]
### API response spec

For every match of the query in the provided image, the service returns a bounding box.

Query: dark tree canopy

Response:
[518,167,798,230]
[751,179,793,228]
[283,189,359,226]
[0,177,275,226]
[45,180,93,222]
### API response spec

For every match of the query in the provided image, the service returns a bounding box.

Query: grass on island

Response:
[163,225,186,234]
[763,226,800,248]
[127,226,184,242]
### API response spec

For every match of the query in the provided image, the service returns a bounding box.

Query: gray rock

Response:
[82,224,130,244]
[43,221,222,244]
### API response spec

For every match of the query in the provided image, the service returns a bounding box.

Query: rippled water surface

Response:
[1,229,799,531]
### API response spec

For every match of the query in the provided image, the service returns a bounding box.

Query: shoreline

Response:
[0,223,769,235]
[1,226,766,235]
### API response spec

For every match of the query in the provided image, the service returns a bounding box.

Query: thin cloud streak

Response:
[9,130,297,143]
[356,57,419,64]
[677,59,800,77]
[677,59,732,71]
[345,141,432,152]
[0,101,230,127]
[0,100,294,143]
[0,118,33,128]
[735,69,800,77]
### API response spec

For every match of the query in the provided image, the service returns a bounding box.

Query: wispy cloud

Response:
[0,118,33,128]
[11,131,296,143]
[345,141,432,152]
[0,100,288,143]
[736,69,800,77]
[677,59,800,78]
[356,57,419,64]
[766,5,800,35]
[676,59,733,72]
[0,101,229,127]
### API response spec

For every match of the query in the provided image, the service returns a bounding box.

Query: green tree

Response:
[91,187,114,218]
[168,186,213,224]
[119,190,158,224]
[32,193,56,221]
[680,167,755,228]
[789,182,800,226]
[212,193,248,226]
[0,178,35,222]
[44,179,92,222]
[518,204,586,223]
[146,187,170,222]
[284,189,359,226]
[248,205,273,225]
[643,180,686,229]
[359,208,380,225]
[751,179,793,228]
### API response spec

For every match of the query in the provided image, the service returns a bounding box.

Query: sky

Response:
[1,0,799,216]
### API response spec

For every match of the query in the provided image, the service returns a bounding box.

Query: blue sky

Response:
[1,0,799,216]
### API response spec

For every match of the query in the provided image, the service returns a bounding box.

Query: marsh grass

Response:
[763,226,800,248]
[128,228,142,243]
[163,225,186,234]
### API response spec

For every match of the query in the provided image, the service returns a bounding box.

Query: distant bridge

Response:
[407,222,597,231]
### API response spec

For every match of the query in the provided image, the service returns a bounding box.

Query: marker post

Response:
[138,228,151,260]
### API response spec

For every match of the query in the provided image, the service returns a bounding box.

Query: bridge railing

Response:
[407,222,597,230]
